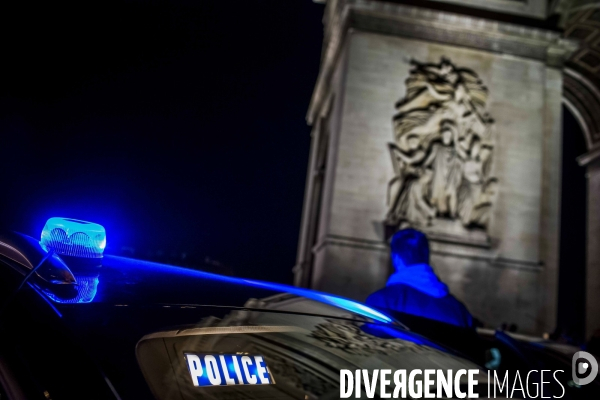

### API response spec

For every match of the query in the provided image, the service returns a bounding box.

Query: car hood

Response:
[20,255,487,399]
[41,254,393,324]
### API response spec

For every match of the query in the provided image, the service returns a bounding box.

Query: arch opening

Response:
[557,104,588,343]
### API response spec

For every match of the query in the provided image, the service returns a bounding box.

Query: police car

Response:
[0,218,594,399]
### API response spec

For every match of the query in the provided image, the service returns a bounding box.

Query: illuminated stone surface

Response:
[296,0,579,334]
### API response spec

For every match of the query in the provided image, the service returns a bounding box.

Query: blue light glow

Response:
[40,217,106,258]
[103,255,394,324]
[236,278,393,323]
[263,286,395,324]
[365,228,474,328]
[42,275,99,304]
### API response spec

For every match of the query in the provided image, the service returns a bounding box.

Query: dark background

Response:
[558,106,587,342]
[0,0,324,284]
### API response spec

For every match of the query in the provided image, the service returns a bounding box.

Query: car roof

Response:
[0,231,394,324]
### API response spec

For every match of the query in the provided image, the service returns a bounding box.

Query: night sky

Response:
[0,0,325,284]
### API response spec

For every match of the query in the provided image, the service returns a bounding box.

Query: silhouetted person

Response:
[366,228,474,328]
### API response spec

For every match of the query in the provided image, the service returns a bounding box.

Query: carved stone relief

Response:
[385,57,498,235]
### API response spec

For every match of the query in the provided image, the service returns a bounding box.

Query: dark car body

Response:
[0,230,597,399]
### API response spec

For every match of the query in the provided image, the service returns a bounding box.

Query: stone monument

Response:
[385,57,498,237]
[294,0,582,335]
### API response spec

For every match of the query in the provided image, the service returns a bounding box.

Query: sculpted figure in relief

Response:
[386,58,498,232]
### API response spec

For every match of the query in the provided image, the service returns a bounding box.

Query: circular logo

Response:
[572,351,598,386]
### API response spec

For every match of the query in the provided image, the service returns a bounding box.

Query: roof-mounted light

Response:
[40,217,106,259]
[42,275,99,304]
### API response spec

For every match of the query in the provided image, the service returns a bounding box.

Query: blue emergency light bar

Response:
[36,217,393,323]
[40,217,106,258]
